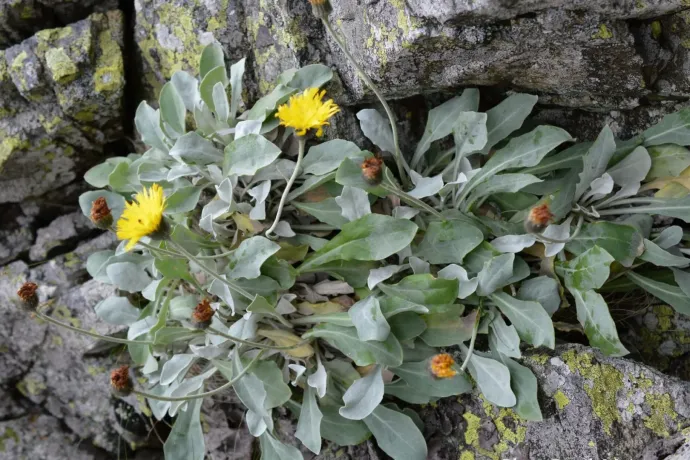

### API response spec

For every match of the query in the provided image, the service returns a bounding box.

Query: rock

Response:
[0,203,36,265]
[0,0,118,48]
[29,211,95,262]
[0,10,125,203]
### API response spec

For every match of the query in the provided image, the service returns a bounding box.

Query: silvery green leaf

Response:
[199,42,224,78]
[469,173,542,203]
[194,101,217,136]
[224,350,271,430]
[224,134,282,176]
[606,146,651,186]
[247,410,266,437]
[654,226,683,249]
[107,262,152,293]
[303,324,403,367]
[349,296,390,342]
[490,350,542,421]
[462,346,516,407]
[208,277,235,314]
[408,256,430,274]
[171,71,200,112]
[461,125,572,200]
[168,368,216,415]
[363,406,427,460]
[379,274,459,308]
[246,84,296,121]
[189,344,224,359]
[253,360,292,409]
[294,198,349,228]
[415,220,484,265]
[79,190,125,222]
[640,239,690,268]
[672,268,690,298]
[165,186,202,214]
[229,312,259,339]
[228,236,280,280]
[168,164,198,181]
[643,107,690,146]
[212,82,229,123]
[287,172,335,201]
[646,144,690,179]
[575,125,616,201]
[200,66,229,113]
[282,64,333,90]
[160,354,195,385]
[368,265,405,290]
[582,172,614,203]
[159,82,187,136]
[407,171,444,199]
[481,93,538,154]
[254,159,296,182]
[490,234,536,253]
[388,312,426,341]
[135,101,169,153]
[391,361,472,397]
[295,386,323,454]
[94,296,140,326]
[170,132,223,165]
[542,217,572,257]
[336,186,371,222]
[356,109,395,153]
[340,365,384,420]
[477,253,515,296]
[320,406,371,446]
[604,196,690,223]
[216,176,235,203]
[235,119,262,139]
[490,292,555,348]
[412,89,480,166]
[452,111,488,159]
[517,276,560,316]
[259,433,303,460]
[229,58,245,120]
[288,364,307,386]
[248,180,271,220]
[489,314,521,358]
[128,316,157,340]
[437,264,478,299]
[142,279,162,301]
[164,396,204,460]
[273,221,296,237]
[556,245,615,291]
[307,359,328,398]
[627,272,690,315]
[299,214,418,272]
[569,288,629,356]
[393,206,419,220]
[302,140,361,176]
[199,200,230,234]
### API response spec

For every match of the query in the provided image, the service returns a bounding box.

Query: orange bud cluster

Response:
[17,282,39,312]
[429,353,457,379]
[192,299,215,329]
[110,365,132,396]
[525,203,553,233]
[361,155,384,185]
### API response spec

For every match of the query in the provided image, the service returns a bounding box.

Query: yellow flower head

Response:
[116,184,166,251]
[429,353,458,379]
[277,87,340,137]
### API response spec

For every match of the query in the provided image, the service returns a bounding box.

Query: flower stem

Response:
[134,350,265,402]
[168,240,253,301]
[265,137,306,239]
[534,215,585,244]
[381,170,446,220]
[207,327,312,350]
[459,306,482,373]
[321,18,411,187]
[35,311,153,345]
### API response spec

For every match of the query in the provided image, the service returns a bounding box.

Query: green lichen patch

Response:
[17,376,46,397]
[553,390,570,410]
[592,24,613,40]
[562,350,623,434]
[45,48,78,83]
[0,427,19,452]
[643,393,678,437]
[463,412,480,446]
[651,21,662,40]
[94,29,124,94]
[460,451,475,460]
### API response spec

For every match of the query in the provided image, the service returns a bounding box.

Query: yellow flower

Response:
[116,184,166,251]
[277,87,340,137]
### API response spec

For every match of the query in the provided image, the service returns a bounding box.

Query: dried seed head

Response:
[17,282,39,312]
[361,155,384,185]
[191,299,214,329]
[90,197,113,229]
[308,0,329,20]
[525,203,553,234]
[110,365,133,396]
[429,353,457,379]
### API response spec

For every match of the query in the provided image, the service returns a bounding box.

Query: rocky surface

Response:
[2,0,690,459]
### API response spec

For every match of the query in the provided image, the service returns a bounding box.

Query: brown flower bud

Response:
[110,365,133,396]
[525,203,553,234]
[90,197,113,229]
[17,282,39,312]
[191,299,215,329]
[361,155,383,185]
[308,0,329,20]
[429,353,457,379]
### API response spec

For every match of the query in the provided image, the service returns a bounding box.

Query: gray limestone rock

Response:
[29,211,93,262]
[0,10,125,203]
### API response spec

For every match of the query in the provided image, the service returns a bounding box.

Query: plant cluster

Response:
[18,14,690,460]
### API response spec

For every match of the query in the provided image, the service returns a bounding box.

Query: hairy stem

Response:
[208,327,312,350]
[265,137,306,239]
[36,312,153,345]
